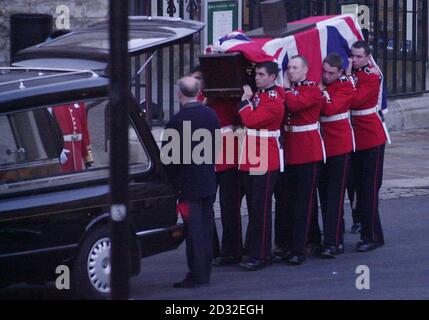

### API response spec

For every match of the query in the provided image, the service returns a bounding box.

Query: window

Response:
[0,99,150,194]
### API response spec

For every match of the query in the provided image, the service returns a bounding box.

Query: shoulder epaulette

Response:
[302,80,316,86]
[268,90,278,99]
[364,66,375,75]
[285,87,299,95]
[339,75,348,82]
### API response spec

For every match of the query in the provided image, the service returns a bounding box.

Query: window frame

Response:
[0,98,153,197]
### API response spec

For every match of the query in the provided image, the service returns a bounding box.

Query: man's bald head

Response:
[178,76,201,98]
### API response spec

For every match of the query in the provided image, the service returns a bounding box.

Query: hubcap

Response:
[87,237,111,293]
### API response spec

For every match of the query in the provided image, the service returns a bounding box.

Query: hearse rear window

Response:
[0,99,150,194]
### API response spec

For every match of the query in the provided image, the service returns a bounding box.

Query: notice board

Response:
[202,0,242,49]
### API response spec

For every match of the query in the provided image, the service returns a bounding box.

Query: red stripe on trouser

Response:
[260,171,271,260]
[336,154,349,246]
[177,201,190,222]
[236,180,242,257]
[304,163,318,245]
[372,146,381,241]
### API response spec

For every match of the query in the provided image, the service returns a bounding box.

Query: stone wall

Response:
[0,0,108,66]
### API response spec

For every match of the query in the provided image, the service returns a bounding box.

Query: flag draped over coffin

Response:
[212,15,387,113]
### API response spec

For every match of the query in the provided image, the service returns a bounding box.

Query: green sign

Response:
[206,0,240,46]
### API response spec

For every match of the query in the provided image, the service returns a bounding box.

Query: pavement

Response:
[152,127,429,217]
[1,128,427,300]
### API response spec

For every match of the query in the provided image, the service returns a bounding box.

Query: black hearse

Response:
[1,16,204,299]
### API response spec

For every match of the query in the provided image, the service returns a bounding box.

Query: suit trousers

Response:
[179,196,214,284]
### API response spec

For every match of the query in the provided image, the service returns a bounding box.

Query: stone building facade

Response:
[0,0,108,66]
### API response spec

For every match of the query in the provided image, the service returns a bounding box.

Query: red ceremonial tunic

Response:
[320,75,356,157]
[53,102,92,173]
[283,80,323,165]
[207,97,241,172]
[350,66,387,150]
[238,86,285,173]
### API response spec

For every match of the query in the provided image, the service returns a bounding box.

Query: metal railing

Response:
[129,0,202,128]
[248,0,428,98]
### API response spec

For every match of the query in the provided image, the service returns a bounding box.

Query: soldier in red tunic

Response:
[316,53,356,258]
[208,97,244,266]
[277,55,323,265]
[346,41,388,252]
[238,61,285,270]
[191,65,243,265]
[53,102,94,173]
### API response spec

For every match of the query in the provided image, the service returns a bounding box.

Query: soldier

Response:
[238,61,285,271]
[162,76,220,288]
[317,53,356,258]
[53,102,94,173]
[279,55,323,265]
[209,96,244,266]
[191,65,243,265]
[346,40,388,252]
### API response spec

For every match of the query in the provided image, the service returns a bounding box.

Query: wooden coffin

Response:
[199,52,256,98]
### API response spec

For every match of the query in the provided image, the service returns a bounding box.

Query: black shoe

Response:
[239,257,267,271]
[272,247,292,263]
[286,254,306,265]
[173,280,209,288]
[355,240,383,252]
[351,222,362,234]
[212,256,241,266]
[320,244,344,258]
[306,243,322,256]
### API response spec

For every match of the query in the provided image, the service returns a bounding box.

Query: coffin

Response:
[199,52,256,98]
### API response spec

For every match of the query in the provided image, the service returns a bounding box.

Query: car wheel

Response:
[72,225,111,299]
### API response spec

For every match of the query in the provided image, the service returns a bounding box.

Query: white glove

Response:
[60,149,70,164]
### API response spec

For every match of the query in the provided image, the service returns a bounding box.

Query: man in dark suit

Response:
[161,76,220,288]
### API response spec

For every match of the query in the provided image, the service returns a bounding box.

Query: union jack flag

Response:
[213,15,387,113]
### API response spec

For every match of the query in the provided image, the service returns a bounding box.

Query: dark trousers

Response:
[213,169,243,258]
[350,144,385,243]
[279,162,320,255]
[274,172,287,249]
[179,196,214,284]
[308,191,322,246]
[241,170,279,261]
[318,153,351,246]
[347,163,360,224]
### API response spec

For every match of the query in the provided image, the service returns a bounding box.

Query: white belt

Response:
[246,128,281,138]
[351,107,391,145]
[284,122,319,133]
[320,111,350,123]
[284,122,326,163]
[351,107,378,116]
[64,133,82,142]
[316,130,326,164]
[375,111,392,145]
[220,125,235,134]
[243,128,284,172]
[348,118,356,152]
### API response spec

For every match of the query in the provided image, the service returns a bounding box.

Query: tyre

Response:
[72,225,111,299]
